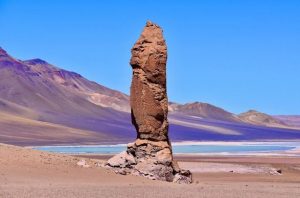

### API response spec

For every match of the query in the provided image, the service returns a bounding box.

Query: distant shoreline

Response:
[29,141,300,157]
[26,140,300,148]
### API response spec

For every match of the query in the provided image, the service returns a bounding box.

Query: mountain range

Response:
[1,47,300,146]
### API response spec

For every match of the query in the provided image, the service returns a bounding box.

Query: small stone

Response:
[77,159,90,168]
[107,151,136,167]
[116,169,127,175]
[173,172,192,184]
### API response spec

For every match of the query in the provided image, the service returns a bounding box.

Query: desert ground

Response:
[1,143,300,198]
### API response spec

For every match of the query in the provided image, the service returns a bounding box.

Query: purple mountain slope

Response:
[0,47,300,146]
[274,115,300,128]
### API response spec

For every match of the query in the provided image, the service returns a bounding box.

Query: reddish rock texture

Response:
[107,21,192,183]
[130,21,169,141]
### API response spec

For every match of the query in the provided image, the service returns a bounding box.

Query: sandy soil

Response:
[1,144,300,198]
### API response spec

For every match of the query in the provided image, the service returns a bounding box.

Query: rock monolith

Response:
[106,21,192,183]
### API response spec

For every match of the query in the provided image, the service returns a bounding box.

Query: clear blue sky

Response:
[0,0,299,115]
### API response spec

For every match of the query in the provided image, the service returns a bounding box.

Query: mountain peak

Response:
[245,109,259,114]
[0,47,29,71]
[189,101,209,106]
[0,47,8,57]
[23,58,48,65]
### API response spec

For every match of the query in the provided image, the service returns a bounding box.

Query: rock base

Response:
[106,139,192,184]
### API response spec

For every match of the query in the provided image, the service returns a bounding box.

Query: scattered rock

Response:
[77,159,90,168]
[173,169,193,184]
[107,151,136,168]
[94,161,104,167]
[269,168,282,175]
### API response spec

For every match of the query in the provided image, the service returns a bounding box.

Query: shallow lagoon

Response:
[34,142,300,156]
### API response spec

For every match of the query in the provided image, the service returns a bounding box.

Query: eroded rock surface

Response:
[106,21,192,183]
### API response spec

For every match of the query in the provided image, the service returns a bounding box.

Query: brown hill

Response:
[238,110,287,128]
[170,102,241,122]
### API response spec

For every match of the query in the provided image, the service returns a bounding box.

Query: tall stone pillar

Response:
[106,21,192,183]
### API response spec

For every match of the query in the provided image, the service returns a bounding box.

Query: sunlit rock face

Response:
[106,21,192,183]
[130,20,169,141]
